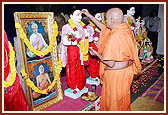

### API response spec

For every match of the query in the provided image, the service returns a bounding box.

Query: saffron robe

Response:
[32,80,50,99]
[98,23,142,111]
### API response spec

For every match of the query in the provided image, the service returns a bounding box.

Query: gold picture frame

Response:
[14,12,63,111]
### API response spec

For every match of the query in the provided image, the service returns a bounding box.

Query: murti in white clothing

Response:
[60,10,90,95]
[123,7,136,31]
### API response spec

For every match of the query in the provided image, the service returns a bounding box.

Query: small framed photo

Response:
[14,12,63,111]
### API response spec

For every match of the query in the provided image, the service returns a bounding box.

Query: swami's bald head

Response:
[106,8,124,29]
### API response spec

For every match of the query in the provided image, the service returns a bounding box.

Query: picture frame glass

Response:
[14,12,63,111]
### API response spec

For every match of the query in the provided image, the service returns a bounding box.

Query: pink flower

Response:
[7,86,14,92]
[94,31,98,33]
[83,25,87,29]
[73,27,77,31]
[93,34,99,38]
[46,92,48,95]
[77,38,82,43]
[132,23,135,27]
[71,37,77,42]
[68,35,72,38]
[85,37,88,39]
[40,55,44,59]
[84,61,89,65]
[97,35,100,38]
[97,102,100,106]
[73,90,77,94]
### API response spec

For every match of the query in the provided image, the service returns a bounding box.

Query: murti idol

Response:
[61,10,90,99]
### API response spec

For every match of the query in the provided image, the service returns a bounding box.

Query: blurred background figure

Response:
[146,10,161,57]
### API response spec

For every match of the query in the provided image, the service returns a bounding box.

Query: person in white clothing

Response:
[146,10,161,56]
[27,23,48,57]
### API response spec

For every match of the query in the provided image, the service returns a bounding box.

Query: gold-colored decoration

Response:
[14,12,63,111]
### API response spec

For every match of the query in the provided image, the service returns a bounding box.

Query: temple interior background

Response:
[5,4,159,41]
[3,3,165,111]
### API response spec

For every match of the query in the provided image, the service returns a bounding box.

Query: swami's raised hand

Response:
[82,9,104,30]
[81,9,92,18]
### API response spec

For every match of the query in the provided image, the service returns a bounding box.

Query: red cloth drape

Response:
[87,42,99,78]
[66,46,85,90]
[4,31,29,111]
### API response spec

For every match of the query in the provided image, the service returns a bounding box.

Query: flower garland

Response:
[20,58,62,94]
[127,16,135,27]
[15,21,58,57]
[68,19,89,61]
[139,25,143,39]
[89,21,100,38]
[4,41,16,88]
[142,25,147,38]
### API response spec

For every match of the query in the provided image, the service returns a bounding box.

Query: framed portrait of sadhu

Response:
[14,12,63,111]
